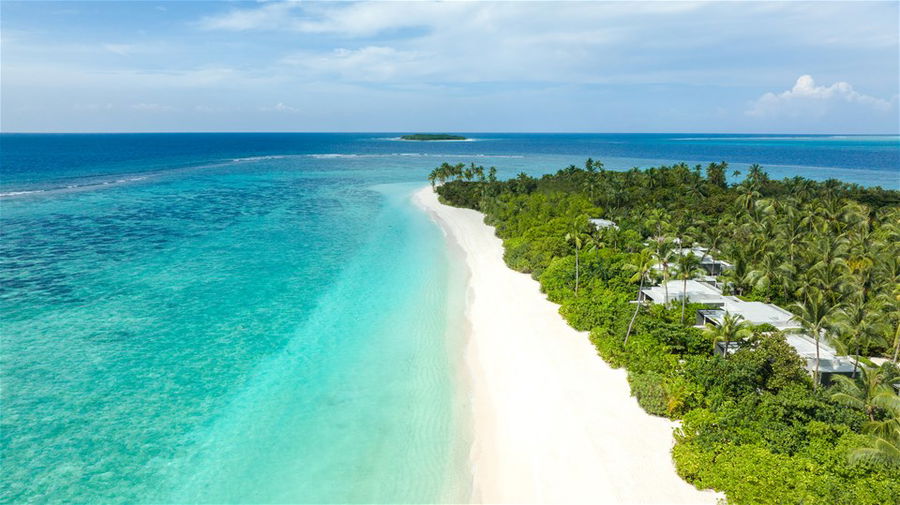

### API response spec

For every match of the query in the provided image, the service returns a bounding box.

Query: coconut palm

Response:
[581,173,601,203]
[790,289,839,388]
[746,251,791,302]
[704,312,751,354]
[833,295,883,377]
[565,216,590,296]
[623,249,655,344]
[651,238,675,305]
[831,365,900,421]
[850,418,900,467]
[674,252,705,324]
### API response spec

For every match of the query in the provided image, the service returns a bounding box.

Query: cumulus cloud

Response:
[747,75,894,118]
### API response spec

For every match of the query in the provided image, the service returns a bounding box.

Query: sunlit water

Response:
[1,133,897,503]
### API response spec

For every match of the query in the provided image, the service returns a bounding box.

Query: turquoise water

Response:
[1,155,472,503]
[1,133,898,503]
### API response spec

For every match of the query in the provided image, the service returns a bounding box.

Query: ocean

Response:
[1,133,898,503]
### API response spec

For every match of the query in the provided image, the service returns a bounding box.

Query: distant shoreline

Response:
[400,134,468,141]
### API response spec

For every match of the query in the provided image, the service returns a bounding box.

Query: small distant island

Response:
[400,134,467,141]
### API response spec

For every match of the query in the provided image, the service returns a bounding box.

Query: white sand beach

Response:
[414,187,720,505]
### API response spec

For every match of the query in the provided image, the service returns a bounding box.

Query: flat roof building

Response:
[639,279,856,382]
[640,279,724,305]
[589,218,618,230]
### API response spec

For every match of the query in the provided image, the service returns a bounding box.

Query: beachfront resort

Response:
[428,159,900,504]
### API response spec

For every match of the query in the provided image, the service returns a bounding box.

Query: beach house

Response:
[672,247,733,276]
[589,218,618,230]
[639,279,857,383]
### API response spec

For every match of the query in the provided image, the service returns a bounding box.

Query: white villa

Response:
[589,218,618,230]
[639,279,857,382]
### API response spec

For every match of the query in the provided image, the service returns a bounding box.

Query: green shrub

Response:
[591,327,627,368]
[628,372,668,416]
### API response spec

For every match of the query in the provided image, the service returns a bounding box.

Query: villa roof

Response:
[640,258,855,377]
[640,279,724,304]
[672,247,733,267]
[701,300,800,330]
[589,218,618,229]
[785,333,857,374]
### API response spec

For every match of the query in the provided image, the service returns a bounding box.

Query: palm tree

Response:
[850,419,900,467]
[565,216,590,296]
[849,389,900,468]
[704,312,751,354]
[720,245,753,296]
[746,251,791,302]
[623,249,655,344]
[735,182,761,212]
[831,365,900,421]
[651,238,675,305]
[883,320,900,364]
[790,289,839,388]
[833,296,882,377]
[746,163,768,186]
[675,252,705,324]
[581,173,600,203]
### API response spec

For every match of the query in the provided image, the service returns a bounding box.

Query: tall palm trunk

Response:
[681,277,687,324]
[893,326,899,364]
[814,337,821,389]
[625,277,644,344]
[663,266,669,306]
[574,247,580,295]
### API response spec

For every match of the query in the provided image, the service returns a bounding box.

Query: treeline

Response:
[430,160,900,504]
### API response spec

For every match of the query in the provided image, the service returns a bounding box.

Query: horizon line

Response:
[2,131,899,136]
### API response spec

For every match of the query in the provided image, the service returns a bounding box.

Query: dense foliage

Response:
[429,160,900,504]
[400,133,467,141]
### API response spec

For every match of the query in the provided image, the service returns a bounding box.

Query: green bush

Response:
[591,327,627,369]
[628,372,668,416]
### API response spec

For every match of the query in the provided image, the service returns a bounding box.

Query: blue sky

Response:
[2,1,898,133]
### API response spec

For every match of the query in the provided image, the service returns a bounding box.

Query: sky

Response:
[1,1,898,133]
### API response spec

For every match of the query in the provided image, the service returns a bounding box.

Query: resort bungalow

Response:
[639,279,725,305]
[589,218,618,230]
[640,279,856,383]
[701,301,856,383]
[697,299,798,331]
[672,247,733,276]
[783,333,857,384]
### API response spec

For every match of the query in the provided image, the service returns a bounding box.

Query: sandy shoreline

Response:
[413,187,719,505]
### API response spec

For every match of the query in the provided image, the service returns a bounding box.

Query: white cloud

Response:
[73,103,114,111]
[4,1,898,132]
[131,103,177,112]
[747,75,894,118]
[197,2,301,31]
[104,44,134,56]
[281,46,430,82]
[260,102,299,113]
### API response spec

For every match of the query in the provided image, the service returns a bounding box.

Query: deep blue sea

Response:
[1,133,898,503]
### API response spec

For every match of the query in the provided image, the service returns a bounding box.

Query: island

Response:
[400,134,467,141]
[421,159,900,504]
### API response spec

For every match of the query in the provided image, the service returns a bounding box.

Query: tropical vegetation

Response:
[400,133,467,141]
[428,159,900,504]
